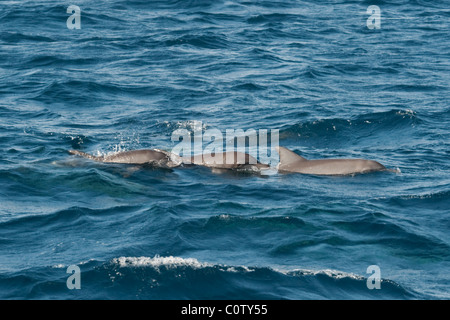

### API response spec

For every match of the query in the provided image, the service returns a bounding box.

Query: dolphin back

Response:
[276,146,307,171]
[69,149,182,167]
[276,146,387,175]
[68,150,101,161]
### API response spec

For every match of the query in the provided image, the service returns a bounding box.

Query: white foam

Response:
[112,255,259,274]
[278,267,365,281]
[113,255,212,270]
[112,256,362,281]
[396,109,416,117]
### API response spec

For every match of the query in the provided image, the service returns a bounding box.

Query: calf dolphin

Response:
[182,151,270,171]
[276,146,386,176]
[68,149,182,168]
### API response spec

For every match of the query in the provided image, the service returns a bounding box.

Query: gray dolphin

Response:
[182,151,270,171]
[276,146,386,176]
[68,149,182,168]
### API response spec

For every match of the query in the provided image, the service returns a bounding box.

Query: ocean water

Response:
[0,0,449,300]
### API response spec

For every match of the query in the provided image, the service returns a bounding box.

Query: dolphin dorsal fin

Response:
[277,147,307,166]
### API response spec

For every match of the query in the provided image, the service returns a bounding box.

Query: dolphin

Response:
[276,146,387,176]
[68,149,182,168]
[182,151,270,171]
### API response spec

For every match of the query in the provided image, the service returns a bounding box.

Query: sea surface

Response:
[0,0,449,300]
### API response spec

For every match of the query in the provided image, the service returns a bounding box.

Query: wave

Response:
[376,189,450,213]
[24,55,98,68]
[30,78,213,107]
[0,31,56,44]
[0,255,422,299]
[0,4,66,31]
[247,13,307,24]
[178,211,450,261]
[32,80,161,103]
[0,205,143,230]
[117,0,217,10]
[331,212,450,260]
[163,33,230,50]
[113,256,212,270]
[182,214,307,232]
[376,84,446,93]
[279,109,421,148]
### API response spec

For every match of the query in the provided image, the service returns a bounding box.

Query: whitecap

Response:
[112,255,212,270]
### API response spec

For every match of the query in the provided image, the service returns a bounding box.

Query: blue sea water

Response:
[0,0,449,300]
